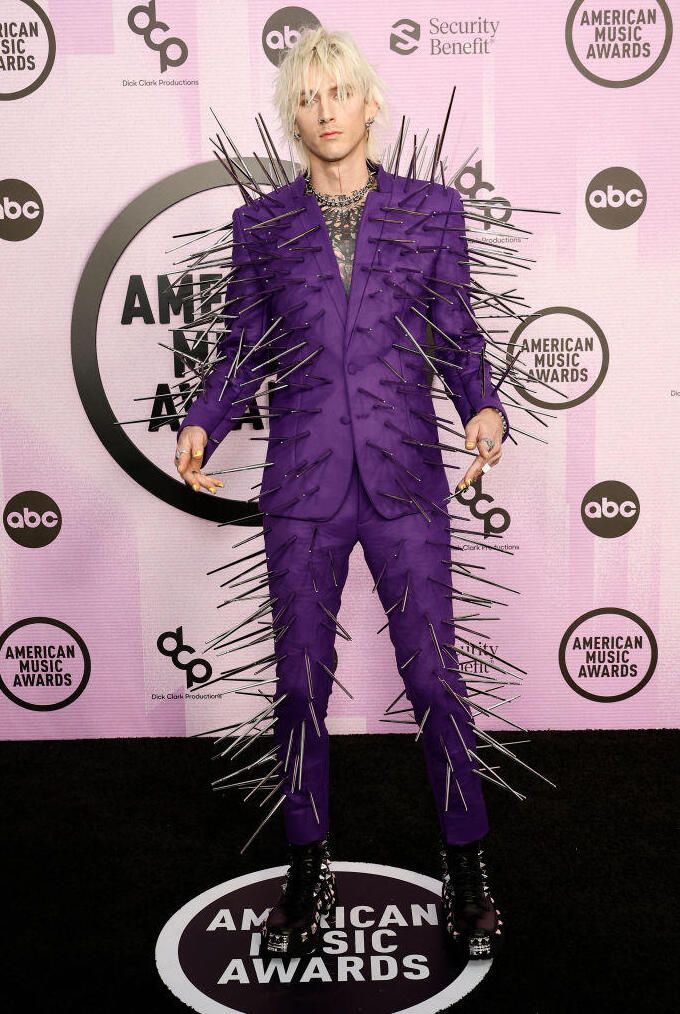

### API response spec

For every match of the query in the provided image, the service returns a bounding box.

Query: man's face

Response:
[294,68,378,166]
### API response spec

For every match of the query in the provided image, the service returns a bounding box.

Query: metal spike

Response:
[318,601,352,641]
[308,698,321,738]
[427,616,446,667]
[414,704,431,742]
[472,725,557,788]
[308,788,320,825]
[243,761,284,801]
[305,649,314,700]
[297,720,306,790]
[239,792,287,854]
[317,658,354,699]
[284,726,295,772]
[467,746,527,801]
[399,649,421,671]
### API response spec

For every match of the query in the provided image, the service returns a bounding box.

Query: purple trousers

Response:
[262,454,489,846]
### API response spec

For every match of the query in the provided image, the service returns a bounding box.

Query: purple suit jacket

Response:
[177,161,509,521]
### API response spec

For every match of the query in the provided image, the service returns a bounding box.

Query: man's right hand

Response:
[174,426,224,494]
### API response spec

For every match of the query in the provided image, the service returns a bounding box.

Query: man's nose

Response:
[318,101,334,123]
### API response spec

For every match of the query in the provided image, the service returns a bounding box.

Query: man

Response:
[175,28,508,960]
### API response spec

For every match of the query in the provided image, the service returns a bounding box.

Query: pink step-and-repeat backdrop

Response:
[2,1,678,743]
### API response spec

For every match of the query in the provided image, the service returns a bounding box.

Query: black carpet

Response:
[3,730,677,1012]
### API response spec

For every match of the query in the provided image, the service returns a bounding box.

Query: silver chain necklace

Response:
[305,169,377,210]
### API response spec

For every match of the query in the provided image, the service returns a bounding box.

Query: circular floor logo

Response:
[156,862,494,1011]
[559,607,657,702]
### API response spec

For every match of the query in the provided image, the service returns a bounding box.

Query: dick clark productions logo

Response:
[156,863,494,1011]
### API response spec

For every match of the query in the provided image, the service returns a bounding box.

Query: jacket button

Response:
[340,415,350,425]
[347,362,357,374]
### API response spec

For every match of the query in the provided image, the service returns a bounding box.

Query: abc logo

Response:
[0,179,44,241]
[4,492,62,548]
[581,481,639,538]
[262,8,320,64]
[585,168,646,229]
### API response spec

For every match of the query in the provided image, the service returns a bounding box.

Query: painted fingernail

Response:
[465,441,475,449]
[192,451,202,458]
[192,484,200,492]
[209,486,216,494]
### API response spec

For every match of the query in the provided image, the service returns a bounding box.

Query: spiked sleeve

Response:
[429,187,510,443]
[176,205,268,455]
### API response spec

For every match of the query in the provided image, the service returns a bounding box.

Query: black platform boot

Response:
[440,836,504,959]
[261,836,337,957]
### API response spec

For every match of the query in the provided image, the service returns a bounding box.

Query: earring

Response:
[365,117,375,129]
[293,130,301,140]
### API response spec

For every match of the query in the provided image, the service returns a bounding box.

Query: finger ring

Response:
[481,437,495,451]
[175,448,189,460]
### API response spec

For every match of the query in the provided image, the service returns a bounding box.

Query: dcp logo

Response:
[128,0,188,73]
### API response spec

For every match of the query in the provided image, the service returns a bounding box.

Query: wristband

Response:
[486,406,507,435]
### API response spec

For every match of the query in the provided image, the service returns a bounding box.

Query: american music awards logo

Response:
[156,862,495,1011]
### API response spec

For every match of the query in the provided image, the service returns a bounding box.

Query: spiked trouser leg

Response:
[258,458,490,848]
[261,498,356,846]
[357,480,491,844]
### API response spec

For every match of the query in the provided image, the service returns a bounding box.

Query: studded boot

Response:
[261,836,337,956]
[440,836,504,959]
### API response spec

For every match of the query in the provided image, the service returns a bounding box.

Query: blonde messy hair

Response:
[273,26,389,175]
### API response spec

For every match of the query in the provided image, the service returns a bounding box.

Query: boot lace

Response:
[282,847,323,914]
[448,847,487,909]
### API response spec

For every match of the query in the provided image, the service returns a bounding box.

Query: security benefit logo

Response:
[156,864,494,1013]
[72,162,270,521]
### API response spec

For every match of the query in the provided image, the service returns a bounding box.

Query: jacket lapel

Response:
[291,162,394,342]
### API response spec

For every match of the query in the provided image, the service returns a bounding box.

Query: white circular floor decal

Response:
[155,861,493,1011]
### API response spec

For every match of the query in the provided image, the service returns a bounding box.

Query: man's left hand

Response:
[455,408,504,492]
